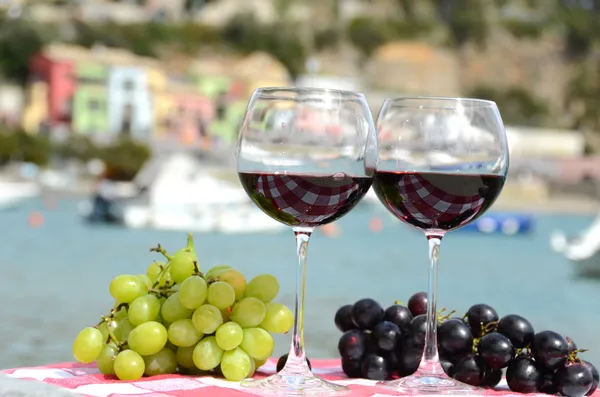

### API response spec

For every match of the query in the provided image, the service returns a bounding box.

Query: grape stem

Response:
[150,244,172,260]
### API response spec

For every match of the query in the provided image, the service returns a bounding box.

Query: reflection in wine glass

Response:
[236,87,377,396]
[373,97,509,394]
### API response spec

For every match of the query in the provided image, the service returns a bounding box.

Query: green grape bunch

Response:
[72,234,294,382]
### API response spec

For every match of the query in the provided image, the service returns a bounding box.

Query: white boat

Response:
[550,210,600,277]
[0,180,40,209]
[120,152,286,234]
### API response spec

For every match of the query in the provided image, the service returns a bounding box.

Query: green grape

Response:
[239,328,274,360]
[114,350,145,381]
[143,348,178,376]
[165,340,178,351]
[161,293,193,323]
[113,317,135,342]
[98,322,109,342]
[245,274,280,303]
[176,345,196,369]
[220,347,251,381]
[137,274,152,290]
[178,276,207,309]
[169,251,196,284]
[207,281,235,310]
[109,275,147,303]
[192,304,223,334]
[255,357,268,368]
[216,268,246,300]
[157,269,172,287]
[113,306,127,321]
[168,319,203,347]
[146,261,163,281]
[247,357,256,377]
[72,327,104,363]
[192,336,223,371]
[230,297,266,328]
[205,264,231,279]
[96,342,118,375]
[128,295,161,326]
[127,321,168,356]
[215,322,243,351]
[259,302,294,334]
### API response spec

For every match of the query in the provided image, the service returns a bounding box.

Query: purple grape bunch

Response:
[335,292,598,397]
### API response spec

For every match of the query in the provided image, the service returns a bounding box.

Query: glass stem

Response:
[418,231,446,376]
[282,227,314,375]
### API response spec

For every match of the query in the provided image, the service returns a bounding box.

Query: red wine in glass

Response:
[373,171,506,231]
[239,172,373,228]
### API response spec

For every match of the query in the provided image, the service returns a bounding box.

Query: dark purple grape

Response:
[384,304,413,333]
[531,331,569,372]
[395,338,422,376]
[361,353,390,380]
[497,314,534,349]
[407,314,427,347]
[465,304,498,337]
[338,329,368,360]
[451,355,486,386]
[566,336,578,353]
[583,361,599,396]
[334,305,355,333]
[441,359,454,375]
[553,363,594,397]
[276,354,312,372]
[351,298,384,330]
[482,366,503,388]
[506,355,543,393]
[341,358,362,378]
[383,350,399,372]
[438,318,474,358]
[478,332,515,369]
[539,374,558,395]
[408,292,428,316]
[372,321,401,352]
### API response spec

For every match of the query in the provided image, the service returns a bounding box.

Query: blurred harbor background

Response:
[1,0,600,371]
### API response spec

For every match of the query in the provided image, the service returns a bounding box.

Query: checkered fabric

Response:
[3,359,587,397]
[380,173,485,229]
[255,174,362,224]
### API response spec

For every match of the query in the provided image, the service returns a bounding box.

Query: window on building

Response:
[123,79,136,91]
[88,99,101,111]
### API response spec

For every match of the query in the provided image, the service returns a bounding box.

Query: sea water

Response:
[0,197,598,370]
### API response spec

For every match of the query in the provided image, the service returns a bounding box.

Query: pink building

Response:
[166,87,216,146]
[29,48,77,126]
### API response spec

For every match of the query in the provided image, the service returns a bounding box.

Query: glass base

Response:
[241,372,349,396]
[378,372,483,395]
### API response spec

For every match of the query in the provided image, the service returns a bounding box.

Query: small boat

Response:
[117,152,285,234]
[550,210,600,278]
[0,180,40,210]
[457,213,535,236]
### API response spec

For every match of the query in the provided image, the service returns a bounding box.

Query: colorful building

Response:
[21,43,252,145]
[72,62,108,135]
[107,66,154,139]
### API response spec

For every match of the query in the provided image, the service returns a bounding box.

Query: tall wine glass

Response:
[373,97,509,394]
[236,87,377,396]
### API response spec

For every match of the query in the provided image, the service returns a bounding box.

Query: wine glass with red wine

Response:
[236,87,377,395]
[373,97,509,394]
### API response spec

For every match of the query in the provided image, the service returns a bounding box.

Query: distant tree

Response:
[0,16,57,84]
[431,0,489,47]
[469,85,549,126]
[347,17,388,57]
[553,0,600,58]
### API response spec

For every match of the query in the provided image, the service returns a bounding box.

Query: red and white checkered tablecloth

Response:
[256,174,361,224]
[3,359,592,397]
[382,173,485,229]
